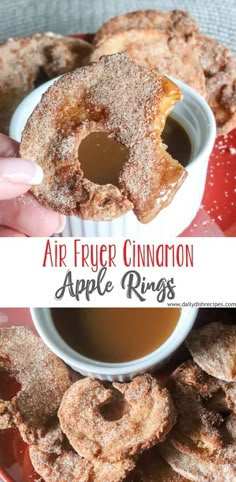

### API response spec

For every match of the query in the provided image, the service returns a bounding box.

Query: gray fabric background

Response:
[0,0,235,52]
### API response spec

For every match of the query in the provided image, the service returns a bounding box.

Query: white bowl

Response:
[30,307,198,381]
[10,77,216,237]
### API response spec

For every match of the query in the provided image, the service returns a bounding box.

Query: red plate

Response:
[180,131,236,237]
[202,131,236,236]
[0,308,236,482]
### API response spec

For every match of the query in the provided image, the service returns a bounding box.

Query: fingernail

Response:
[55,215,66,234]
[0,158,44,185]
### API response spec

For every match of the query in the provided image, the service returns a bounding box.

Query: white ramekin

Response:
[30,307,198,381]
[10,76,216,237]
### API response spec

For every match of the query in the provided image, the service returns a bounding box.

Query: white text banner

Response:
[0,237,235,307]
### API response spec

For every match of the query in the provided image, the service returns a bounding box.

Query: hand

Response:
[0,133,65,236]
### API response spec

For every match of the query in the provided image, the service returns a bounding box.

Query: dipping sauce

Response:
[78,119,191,187]
[79,132,128,186]
[51,307,180,363]
[162,117,192,167]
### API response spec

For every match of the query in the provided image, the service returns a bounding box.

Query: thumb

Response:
[0,157,43,200]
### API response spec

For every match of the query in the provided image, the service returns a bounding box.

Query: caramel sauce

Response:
[51,307,180,363]
[162,117,192,167]
[78,119,191,187]
[79,132,128,186]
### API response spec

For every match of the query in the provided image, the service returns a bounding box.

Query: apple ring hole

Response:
[100,388,130,422]
[0,367,21,400]
[78,132,129,186]
[204,389,231,416]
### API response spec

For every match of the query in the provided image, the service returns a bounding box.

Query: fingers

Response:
[0,193,66,237]
[0,134,65,236]
[0,226,26,237]
[0,133,43,200]
[0,157,43,200]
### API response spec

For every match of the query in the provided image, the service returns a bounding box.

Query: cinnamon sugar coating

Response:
[0,326,71,453]
[167,361,236,464]
[186,322,236,382]
[30,445,135,482]
[20,52,186,223]
[94,10,199,46]
[0,32,92,134]
[58,374,176,463]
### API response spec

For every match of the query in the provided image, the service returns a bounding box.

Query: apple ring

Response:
[0,326,71,453]
[94,9,199,47]
[20,52,186,223]
[30,445,135,482]
[167,361,236,464]
[0,32,92,134]
[131,445,188,481]
[94,10,236,134]
[186,322,236,382]
[91,29,206,97]
[58,374,176,463]
[159,440,236,482]
[196,35,236,135]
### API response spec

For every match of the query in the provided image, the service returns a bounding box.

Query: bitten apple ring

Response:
[58,374,176,463]
[0,326,71,453]
[20,52,186,223]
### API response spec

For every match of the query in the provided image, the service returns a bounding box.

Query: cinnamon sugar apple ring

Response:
[0,326,71,453]
[91,29,206,97]
[20,53,186,223]
[94,9,199,46]
[30,445,135,482]
[167,361,236,464]
[159,440,236,482]
[58,374,176,463]
[196,35,236,134]
[186,322,236,382]
[0,32,93,134]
